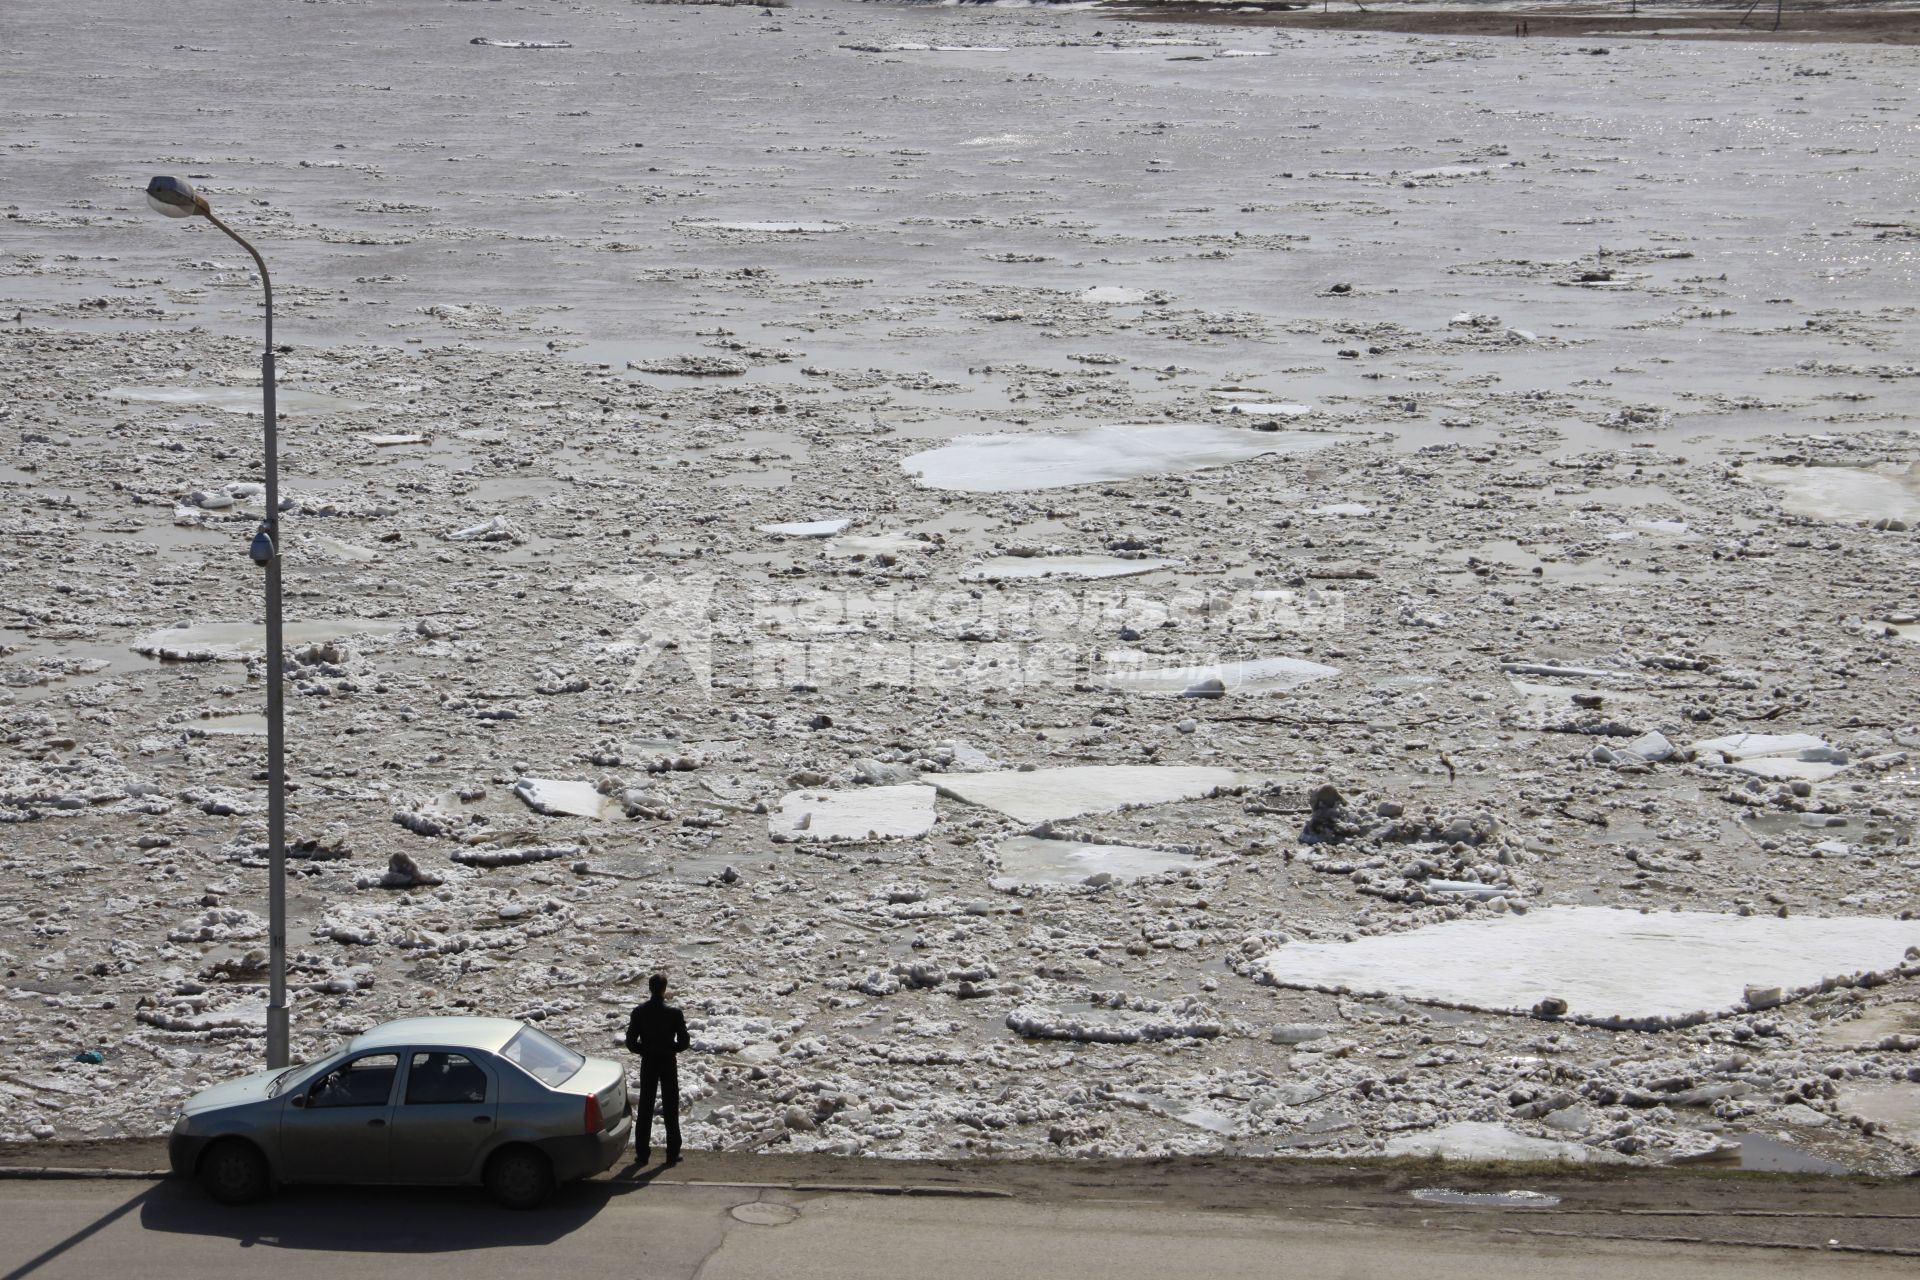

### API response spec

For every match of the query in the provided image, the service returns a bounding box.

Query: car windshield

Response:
[499,1025,584,1087]
[266,1046,340,1098]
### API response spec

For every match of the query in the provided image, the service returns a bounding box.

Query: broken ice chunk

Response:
[1260,906,1920,1030]
[902,422,1354,493]
[758,518,851,538]
[511,778,619,820]
[961,555,1178,582]
[935,765,1239,824]
[1383,1122,1617,1164]
[1616,731,1674,763]
[768,784,936,842]
[993,836,1213,886]
[825,532,928,558]
[445,515,526,543]
[1691,732,1849,782]
[1103,655,1339,697]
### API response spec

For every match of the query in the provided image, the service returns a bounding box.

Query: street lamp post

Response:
[145,176,290,1069]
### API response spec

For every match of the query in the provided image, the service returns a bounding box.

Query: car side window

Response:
[307,1053,399,1108]
[405,1052,489,1106]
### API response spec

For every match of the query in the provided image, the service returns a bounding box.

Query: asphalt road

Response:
[0,1178,1911,1280]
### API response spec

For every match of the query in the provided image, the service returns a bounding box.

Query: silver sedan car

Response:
[168,1016,631,1208]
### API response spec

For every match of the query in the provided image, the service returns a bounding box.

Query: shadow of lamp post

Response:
[144,175,290,1069]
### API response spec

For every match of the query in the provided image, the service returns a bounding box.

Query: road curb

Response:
[0,1168,167,1181]
[0,1167,1014,1200]
[649,1177,1011,1199]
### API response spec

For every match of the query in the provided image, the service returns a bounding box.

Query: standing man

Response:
[625,972,690,1162]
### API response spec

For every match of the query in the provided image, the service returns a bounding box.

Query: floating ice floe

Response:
[1384,1122,1617,1164]
[512,778,619,820]
[445,515,526,543]
[307,534,380,562]
[769,784,937,842]
[1501,660,1632,679]
[1220,402,1314,418]
[935,765,1239,824]
[1836,1083,1920,1149]
[681,220,846,235]
[1745,462,1920,526]
[1691,732,1849,782]
[1260,906,1920,1030]
[825,532,928,557]
[844,43,1010,53]
[759,518,852,538]
[1116,1092,1238,1134]
[363,433,428,447]
[1309,502,1372,518]
[962,555,1178,582]
[1103,655,1340,697]
[1079,286,1151,304]
[1006,999,1222,1044]
[470,37,573,49]
[1409,1188,1563,1208]
[1613,731,1675,763]
[901,422,1354,493]
[107,385,370,414]
[453,844,579,868]
[994,836,1213,886]
[132,619,403,661]
[192,713,267,737]
[1403,165,1493,180]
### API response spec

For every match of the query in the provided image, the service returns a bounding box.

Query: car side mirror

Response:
[289,1093,306,1108]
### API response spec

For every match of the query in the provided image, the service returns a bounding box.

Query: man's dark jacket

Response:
[625,997,690,1063]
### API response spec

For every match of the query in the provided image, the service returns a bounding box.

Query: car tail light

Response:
[584,1094,602,1134]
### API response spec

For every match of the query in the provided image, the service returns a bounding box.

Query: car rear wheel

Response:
[199,1139,270,1205]
[484,1146,554,1210]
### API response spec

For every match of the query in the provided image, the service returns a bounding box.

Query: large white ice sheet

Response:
[901,423,1352,493]
[1260,907,1920,1029]
[1103,655,1340,696]
[935,765,1239,824]
[769,784,937,842]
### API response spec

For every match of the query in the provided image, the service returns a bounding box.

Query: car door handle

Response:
[472,1116,492,1125]
[367,1119,386,1128]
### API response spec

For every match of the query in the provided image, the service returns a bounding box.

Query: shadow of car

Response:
[138,1177,611,1251]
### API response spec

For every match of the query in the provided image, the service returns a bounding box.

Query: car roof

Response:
[347,1016,525,1054]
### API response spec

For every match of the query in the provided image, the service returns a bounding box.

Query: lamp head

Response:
[145,176,206,219]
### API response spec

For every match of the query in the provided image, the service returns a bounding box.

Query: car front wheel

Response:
[199,1139,270,1205]
[484,1147,554,1210]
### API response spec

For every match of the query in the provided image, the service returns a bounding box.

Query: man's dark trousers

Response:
[636,1058,679,1157]
[626,995,690,1158]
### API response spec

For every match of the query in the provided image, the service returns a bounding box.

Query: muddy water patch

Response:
[106,386,373,415]
[1713,1133,1854,1175]
[189,713,267,737]
[131,619,405,661]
